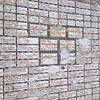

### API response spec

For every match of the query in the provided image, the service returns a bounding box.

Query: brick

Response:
[4,13,16,21]
[17,60,39,67]
[91,16,98,22]
[49,11,58,18]
[49,18,58,25]
[40,39,57,51]
[40,0,57,4]
[85,95,92,100]
[76,21,83,27]
[68,14,83,20]
[17,22,27,29]
[50,85,68,93]
[4,90,28,100]
[29,16,38,23]
[17,45,39,51]
[17,14,27,22]
[29,66,48,74]
[91,22,98,28]
[4,5,16,13]
[93,87,100,94]
[76,1,90,9]
[60,91,76,99]
[4,29,16,36]
[29,73,48,81]
[4,68,28,76]
[17,52,39,59]
[17,7,27,14]
[85,70,99,76]
[41,53,57,65]
[60,40,75,51]
[93,94,99,100]
[68,65,83,71]
[0,60,16,68]
[28,1,38,8]
[4,0,16,4]
[39,3,57,11]
[29,8,48,17]
[4,75,28,84]
[29,80,48,89]
[4,83,27,92]
[76,8,90,15]
[50,71,67,79]
[68,20,75,26]
[17,37,38,44]
[17,0,28,6]
[85,76,99,82]
[77,89,85,96]
[43,94,58,100]
[50,79,67,86]
[0,45,16,51]
[59,6,75,13]
[68,71,84,78]
[67,27,82,38]
[84,21,91,27]
[59,19,66,25]
[68,77,84,85]
[0,37,16,44]
[59,0,75,7]
[84,15,91,21]
[4,21,17,29]
[59,13,66,19]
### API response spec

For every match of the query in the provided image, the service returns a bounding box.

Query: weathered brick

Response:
[50,79,67,86]
[17,52,39,59]
[39,3,57,11]
[17,37,38,44]
[4,5,16,13]
[0,37,16,44]
[4,83,28,92]
[0,45,16,51]
[4,75,28,84]
[17,14,27,22]
[59,6,75,13]
[0,60,16,68]
[17,60,39,67]
[40,0,57,4]
[4,68,28,76]
[30,24,47,36]
[40,39,57,51]
[28,1,38,8]
[41,53,57,65]
[17,45,39,51]
[60,91,76,99]
[17,7,27,14]
[4,13,16,20]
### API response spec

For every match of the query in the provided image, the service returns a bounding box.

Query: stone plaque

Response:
[49,25,66,37]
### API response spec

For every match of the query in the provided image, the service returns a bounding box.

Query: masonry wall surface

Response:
[0,0,100,100]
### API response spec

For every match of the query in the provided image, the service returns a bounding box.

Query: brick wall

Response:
[0,0,100,100]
